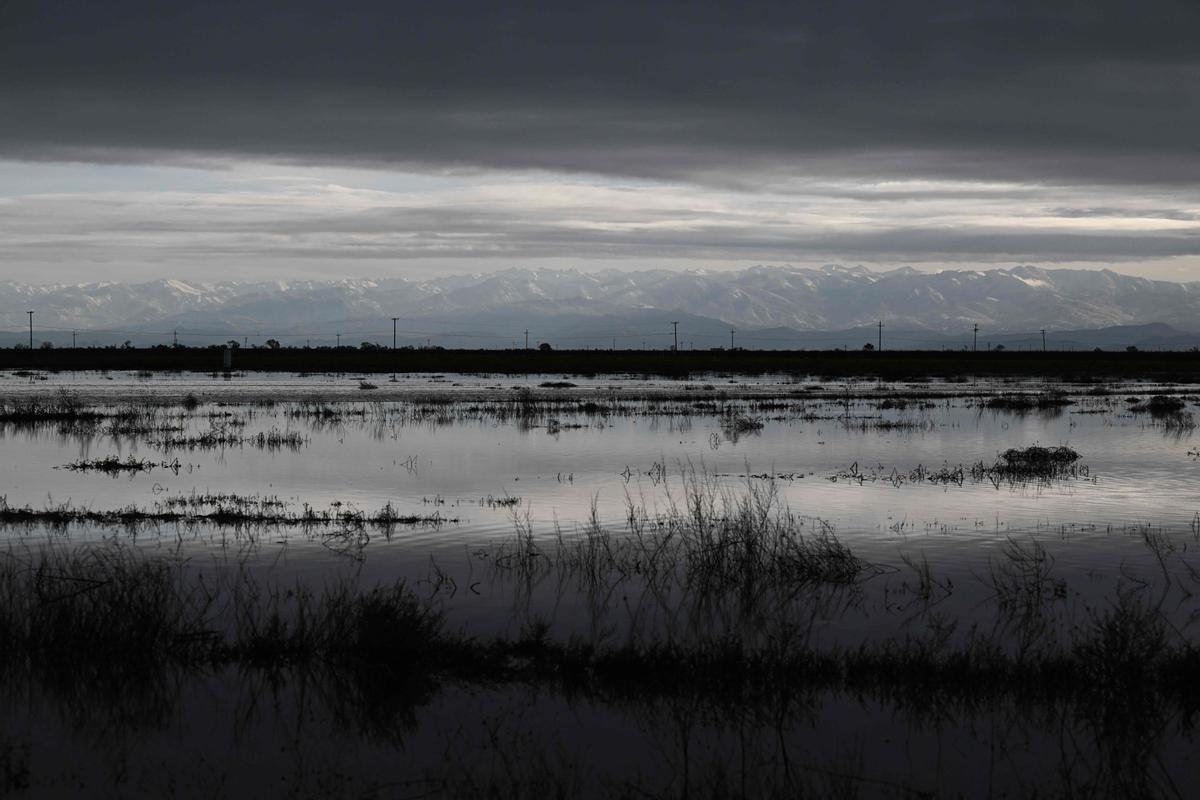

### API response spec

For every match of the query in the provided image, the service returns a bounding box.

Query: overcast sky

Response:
[1,0,1198,284]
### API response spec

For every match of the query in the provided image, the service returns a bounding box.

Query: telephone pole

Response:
[730,328,736,350]
[877,320,883,352]
[173,329,178,347]
[1041,329,1046,352]
[671,321,679,352]
[72,330,76,349]
[524,329,529,350]
[391,318,400,382]
[973,323,979,353]
[336,333,341,348]
[26,311,33,350]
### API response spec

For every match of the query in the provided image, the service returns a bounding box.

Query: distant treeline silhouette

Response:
[1,346,1199,380]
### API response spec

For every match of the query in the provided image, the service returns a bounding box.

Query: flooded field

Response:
[4,369,1200,797]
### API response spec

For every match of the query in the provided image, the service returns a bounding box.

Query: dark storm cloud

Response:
[1,0,1197,186]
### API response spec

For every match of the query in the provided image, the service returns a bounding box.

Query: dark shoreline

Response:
[4,347,1200,380]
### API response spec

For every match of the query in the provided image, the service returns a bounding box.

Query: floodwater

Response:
[3,370,1200,797]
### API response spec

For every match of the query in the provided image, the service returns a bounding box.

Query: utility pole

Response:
[730,328,736,350]
[336,333,341,348]
[72,330,76,349]
[1041,329,1046,352]
[973,323,979,353]
[173,329,177,347]
[524,329,529,350]
[671,321,679,352]
[26,311,33,350]
[877,320,883,352]
[392,318,398,350]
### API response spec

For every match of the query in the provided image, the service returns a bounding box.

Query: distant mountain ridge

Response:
[2,265,1199,349]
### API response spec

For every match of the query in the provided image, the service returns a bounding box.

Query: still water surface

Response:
[3,370,1199,797]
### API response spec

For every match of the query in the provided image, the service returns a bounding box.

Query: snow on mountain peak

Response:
[2,265,1198,335]
[164,279,205,295]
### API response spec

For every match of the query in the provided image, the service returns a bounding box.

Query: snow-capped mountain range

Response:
[3,265,1200,347]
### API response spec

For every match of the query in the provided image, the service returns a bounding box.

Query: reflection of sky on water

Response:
[1,371,1197,640]
[4,372,1200,796]
[1,372,1194,541]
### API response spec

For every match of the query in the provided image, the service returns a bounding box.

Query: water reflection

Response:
[2,373,1200,796]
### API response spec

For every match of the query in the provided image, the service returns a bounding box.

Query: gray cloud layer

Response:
[2,0,1198,187]
[2,179,1197,277]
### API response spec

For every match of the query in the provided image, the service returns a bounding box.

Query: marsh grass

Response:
[5,508,1200,763]
[151,424,307,451]
[494,470,866,598]
[832,446,1087,488]
[61,455,181,474]
[982,392,1073,411]
[0,495,455,530]
[720,412,764,435]
[0,546,459,674]
[4,541,1200,717]
[1131,395,1187,415]
[989,445,1081,479]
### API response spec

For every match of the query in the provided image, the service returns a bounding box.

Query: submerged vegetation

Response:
[0,494,455,530]
[0,390,106,424]
[493,471,867,606]
[831,445,1088,488]
[2,525,1199,714]
[151,425,307,451]
[982,391,1074,411]
[61,455,182,474]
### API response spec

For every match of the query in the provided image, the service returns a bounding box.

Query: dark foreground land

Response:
[4,346,1200,379]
